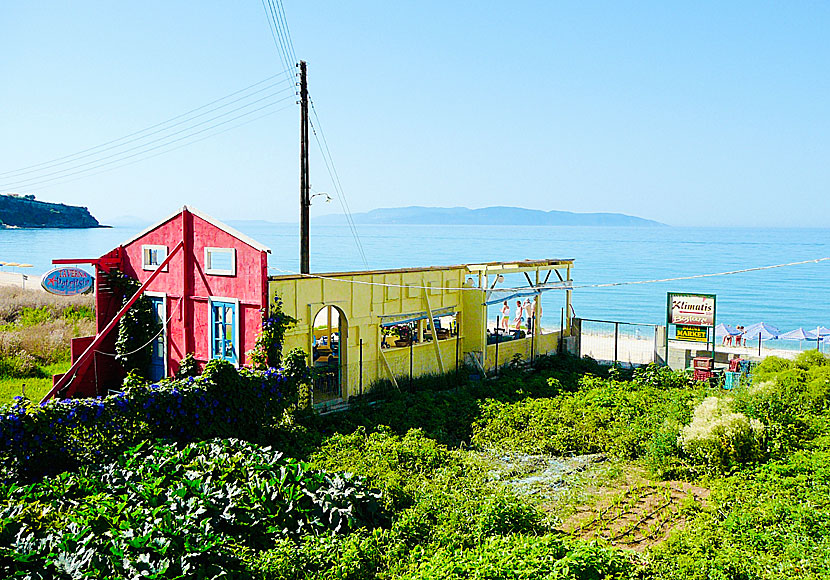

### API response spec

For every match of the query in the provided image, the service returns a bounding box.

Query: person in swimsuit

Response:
[500,301,510,332]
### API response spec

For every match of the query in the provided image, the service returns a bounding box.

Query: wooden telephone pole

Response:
[299,60,310,274]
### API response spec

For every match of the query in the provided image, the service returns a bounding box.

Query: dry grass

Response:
[0,286,94,324]
[0,319,95,364]
[0,287,95,367]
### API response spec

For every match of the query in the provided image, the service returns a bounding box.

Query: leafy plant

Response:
[250,295,298,370]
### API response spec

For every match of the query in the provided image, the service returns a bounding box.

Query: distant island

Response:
[0,194,103,229]
[314,206,665,227]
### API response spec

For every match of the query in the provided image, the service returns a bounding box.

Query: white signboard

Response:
[669,294,715,327]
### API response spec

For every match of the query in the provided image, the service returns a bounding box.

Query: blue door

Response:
[147,296,165,381]
[211,300,237,364]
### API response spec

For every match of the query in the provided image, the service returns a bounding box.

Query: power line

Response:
[308,106,369,268]
[2,95,297,191]
[0,71,293,180]
[0,90,296,190]
[261,0,293,75]
[31,102,297,192]
[267,256,830,293]
[274,0,298,64]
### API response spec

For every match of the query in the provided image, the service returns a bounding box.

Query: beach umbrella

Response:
[715,323,739,337]
[779,328,819,351]
[743,322,780,355]
[779,328,818,341]
[816,327,830,353]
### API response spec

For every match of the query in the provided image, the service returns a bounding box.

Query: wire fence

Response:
[577,318,660,368]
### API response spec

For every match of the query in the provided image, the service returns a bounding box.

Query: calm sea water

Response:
[2,224,829,333]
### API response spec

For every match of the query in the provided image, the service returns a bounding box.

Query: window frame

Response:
[204,247,236,276]
[141,244,168,271]
[208,296,240,367]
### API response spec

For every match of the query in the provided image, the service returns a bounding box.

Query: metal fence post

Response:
[494,316,500,376]
[359,338,363,396]
[614,322,619,365]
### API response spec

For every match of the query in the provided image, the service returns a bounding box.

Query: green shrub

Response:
[309,427,455,511]
[175,352,200,378]
[0,438,387,579]
[0,352,46,379]
[0,366,298,481]
[396,535,640,580]
[678,396,765,472]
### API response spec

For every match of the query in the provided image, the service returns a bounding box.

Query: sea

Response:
[2,224,829,338]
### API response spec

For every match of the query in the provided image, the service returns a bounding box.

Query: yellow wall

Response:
[268,262,571,402]
[485,331,561,372]
[270,267,475,399]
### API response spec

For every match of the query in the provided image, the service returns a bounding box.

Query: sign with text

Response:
[668,293,716,327]
[675,324,708,342]
[41,267,94,296]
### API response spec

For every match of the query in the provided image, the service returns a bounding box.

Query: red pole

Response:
[41,241,184,404]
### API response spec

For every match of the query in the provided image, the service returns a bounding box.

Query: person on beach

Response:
[523,298,532,333]
[722,331,732,347]
[530,296,541,334]
[500,301,510,332]
[735,326,745,347]
[514,300,523,330]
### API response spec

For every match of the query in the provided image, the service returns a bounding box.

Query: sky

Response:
[1,1,829,227]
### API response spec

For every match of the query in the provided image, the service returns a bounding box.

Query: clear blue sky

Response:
[1,1,829,227]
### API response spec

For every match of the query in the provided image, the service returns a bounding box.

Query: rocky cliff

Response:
[0,194,102,228]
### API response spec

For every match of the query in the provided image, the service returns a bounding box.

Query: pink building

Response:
[48,206,270,400]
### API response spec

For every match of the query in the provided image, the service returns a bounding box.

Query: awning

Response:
[380,306,457,327]
[484,281,572,306]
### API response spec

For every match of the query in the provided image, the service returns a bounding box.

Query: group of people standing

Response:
[499,296,541,334]
[722,325,747,347]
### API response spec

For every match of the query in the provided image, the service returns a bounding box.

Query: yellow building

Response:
[269,258,573,405]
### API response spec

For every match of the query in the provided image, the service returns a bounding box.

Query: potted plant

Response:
[394,324,412,347]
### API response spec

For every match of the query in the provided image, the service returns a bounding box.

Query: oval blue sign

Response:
[41,267,94,296]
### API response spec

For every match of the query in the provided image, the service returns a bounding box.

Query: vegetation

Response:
[1,309,830,580]
[0,287,94,402]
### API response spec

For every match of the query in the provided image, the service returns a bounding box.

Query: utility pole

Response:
[299,60,310,274]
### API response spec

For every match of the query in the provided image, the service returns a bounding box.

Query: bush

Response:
[0,438,387,579]
[678,396,765,472]
[0,365,298,481]
[0,352,46,379]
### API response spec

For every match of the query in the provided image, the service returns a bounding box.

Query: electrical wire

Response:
[275,0,298,64]
[308,111,369,268]
[31,101,297,191]
[1,92,296,191]
[267,256,830,293]
[0,71,293,180]
[261,0,294,76]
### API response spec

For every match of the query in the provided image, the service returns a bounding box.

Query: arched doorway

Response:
[312,305,346,403]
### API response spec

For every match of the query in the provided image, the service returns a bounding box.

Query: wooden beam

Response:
[41,240,184,404]
[377,346,399,390]
[422,283,445,374]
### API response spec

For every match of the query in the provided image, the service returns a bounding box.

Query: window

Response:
[142,245,168,271]
[204,247,236,276]
[209,298,238,365]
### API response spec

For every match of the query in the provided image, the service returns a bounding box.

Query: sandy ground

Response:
[580,332,816,363]
[0,271,41,291]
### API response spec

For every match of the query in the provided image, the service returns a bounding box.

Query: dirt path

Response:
[486,451,709,551]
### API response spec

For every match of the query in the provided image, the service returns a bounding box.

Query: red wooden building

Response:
[46,206,270,401]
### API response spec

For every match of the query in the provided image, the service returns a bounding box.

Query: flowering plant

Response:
[249,295,297,370]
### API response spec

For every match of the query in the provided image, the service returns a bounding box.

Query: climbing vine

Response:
[249,295,298,370]
[106,270,161,380]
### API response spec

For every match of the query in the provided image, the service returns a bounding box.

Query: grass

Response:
[0,360,68,402]
[0,287,93,403]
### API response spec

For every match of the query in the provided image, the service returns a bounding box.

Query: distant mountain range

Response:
[314,206,665,227]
